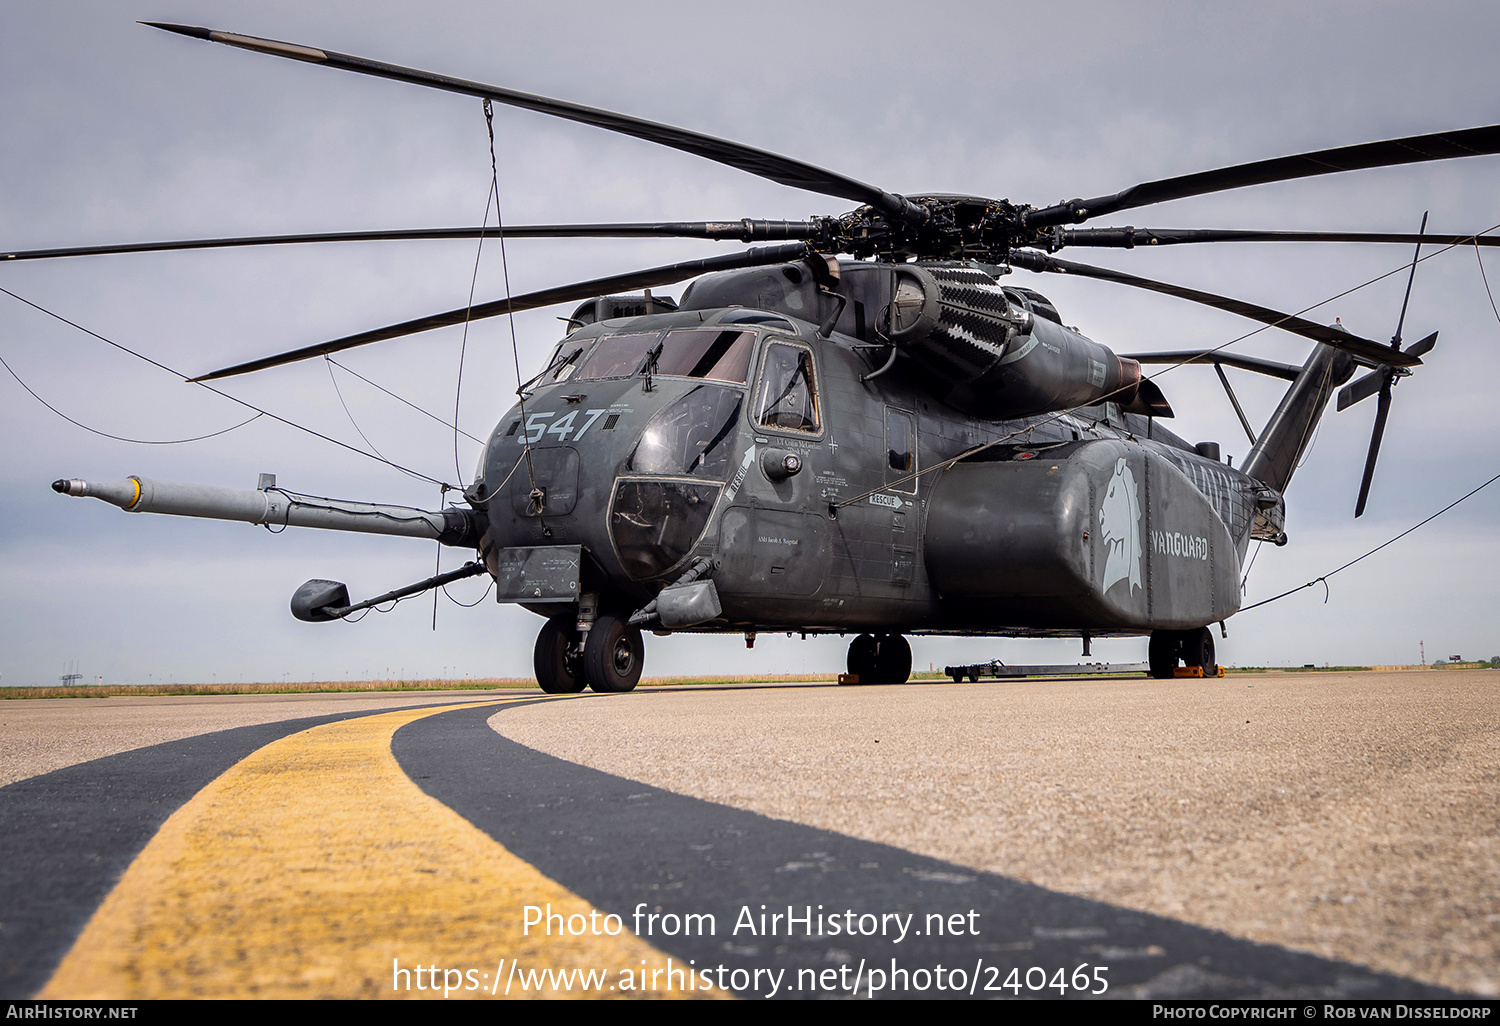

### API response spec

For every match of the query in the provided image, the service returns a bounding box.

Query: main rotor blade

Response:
[192,242,809,381]
[143,22,925,224]
[1053,228,1500,250]
[1009,250,1421,368]
[1354,381,1394,518]
[1025,122,1500,228]
[1,221,821,262]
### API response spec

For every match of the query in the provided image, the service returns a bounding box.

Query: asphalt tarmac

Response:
[2,669,1494,1000]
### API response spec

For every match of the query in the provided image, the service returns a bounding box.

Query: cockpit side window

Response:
[755,341,820,433]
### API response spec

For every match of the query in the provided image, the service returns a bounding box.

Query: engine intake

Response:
[888,264,1141,418]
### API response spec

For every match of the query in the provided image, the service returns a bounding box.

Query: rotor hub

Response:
[828,194,1029,262]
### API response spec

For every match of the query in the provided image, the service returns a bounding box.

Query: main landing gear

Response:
[845,632,913,685]
[1148,626,1217,679]
[533,614,644,694]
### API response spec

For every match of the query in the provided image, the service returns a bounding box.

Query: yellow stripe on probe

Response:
[41,700,713,1000]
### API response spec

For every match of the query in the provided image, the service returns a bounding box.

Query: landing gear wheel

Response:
[1148,631,1180,680]
[872,633,913,685]
[582,613,644,693]
[534,618,585,693]
[846,633,911,685]
[1183,626,1217,678]
[846,633,878,684]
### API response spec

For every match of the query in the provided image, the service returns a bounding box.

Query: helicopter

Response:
[26,23,1500,693]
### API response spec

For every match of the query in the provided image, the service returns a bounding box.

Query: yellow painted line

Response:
[41,699,717,999]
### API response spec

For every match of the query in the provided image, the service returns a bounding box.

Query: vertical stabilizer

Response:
[1241,344,1356,492]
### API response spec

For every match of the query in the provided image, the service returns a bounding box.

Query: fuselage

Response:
[477,297,1277,639]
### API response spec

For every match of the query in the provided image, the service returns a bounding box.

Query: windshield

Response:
[571,328,756,384]
[653,329,755,382]
[573,333,658,380]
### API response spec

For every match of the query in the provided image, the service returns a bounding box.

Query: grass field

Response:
[6,664,1489,700]
[0,673,861,700]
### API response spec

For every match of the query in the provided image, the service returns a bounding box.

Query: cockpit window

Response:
[573,333,659,380]
[570,328,756,385]
[524,341,590,388]
[611,479,721,581]
[652,329,756,383]
[755,341,820,433]
[547,343,587,383]
[627,385,744,480]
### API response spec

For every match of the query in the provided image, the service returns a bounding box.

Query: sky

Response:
[3,0,1499,686]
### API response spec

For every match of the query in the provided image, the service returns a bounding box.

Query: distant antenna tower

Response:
[60,659,83,686]
[1420,640,1426,666]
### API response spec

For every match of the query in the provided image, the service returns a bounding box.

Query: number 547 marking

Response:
[520,409,607,444]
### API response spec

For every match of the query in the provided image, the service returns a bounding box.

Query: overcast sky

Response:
[3,0,1498,686]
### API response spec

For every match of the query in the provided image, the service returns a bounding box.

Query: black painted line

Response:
[0,700,493,998]
[394,702,1463,1000]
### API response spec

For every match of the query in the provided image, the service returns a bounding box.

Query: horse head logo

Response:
[1100,457,1142,596]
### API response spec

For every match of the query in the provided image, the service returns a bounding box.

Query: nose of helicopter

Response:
[478,378,745,594]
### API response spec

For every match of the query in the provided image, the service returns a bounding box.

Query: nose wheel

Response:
[534,613,645,693]
[534,618,585,693]
[845,632,912,685]
[582,612,644,693]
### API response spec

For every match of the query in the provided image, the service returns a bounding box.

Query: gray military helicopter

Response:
[34,24,1494,692]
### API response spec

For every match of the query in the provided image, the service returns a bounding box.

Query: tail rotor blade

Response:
[1354,381,1393,518]
[1338,368,1386,411]
[1389,211,1429,348]
[1346,333,1433,512]
[1405,329,1439,360]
